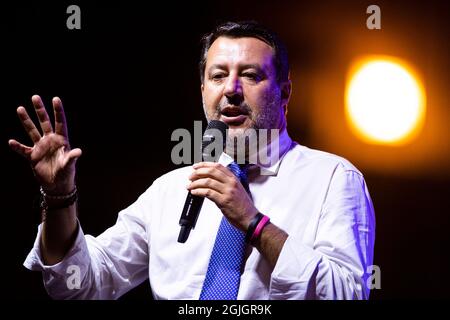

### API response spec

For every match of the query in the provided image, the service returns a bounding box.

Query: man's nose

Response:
[223,74,243,100]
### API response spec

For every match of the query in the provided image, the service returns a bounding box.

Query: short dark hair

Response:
[199,21,289,84]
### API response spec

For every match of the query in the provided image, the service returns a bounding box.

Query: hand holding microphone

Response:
[178,120,228,243]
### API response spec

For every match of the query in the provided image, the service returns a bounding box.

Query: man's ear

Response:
[280,79,292,115]
[201,83,205,104]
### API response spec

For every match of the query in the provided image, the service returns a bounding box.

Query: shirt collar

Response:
[218,128,293,176]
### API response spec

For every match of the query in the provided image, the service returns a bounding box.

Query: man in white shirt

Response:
[9,21,375,299]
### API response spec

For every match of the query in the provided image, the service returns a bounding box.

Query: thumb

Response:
[63,148,82,167]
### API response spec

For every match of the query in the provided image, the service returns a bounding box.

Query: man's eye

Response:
[211,73,226,80]
[243,73,260,81]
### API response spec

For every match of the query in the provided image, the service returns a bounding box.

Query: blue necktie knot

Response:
[227,162,247,179]
[227,162,250,193]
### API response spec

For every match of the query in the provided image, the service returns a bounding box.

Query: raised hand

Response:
[9,95,82,194]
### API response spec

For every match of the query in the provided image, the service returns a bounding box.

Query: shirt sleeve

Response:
[23,187,154,300]
[269,164,376,300]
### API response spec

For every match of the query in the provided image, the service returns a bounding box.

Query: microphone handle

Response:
[177,192,205,243]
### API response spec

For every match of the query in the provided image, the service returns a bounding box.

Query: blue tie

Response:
[199,162,249,300]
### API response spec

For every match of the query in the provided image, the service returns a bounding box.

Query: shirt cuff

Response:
[23,220,90,279]
[269,234,322,299]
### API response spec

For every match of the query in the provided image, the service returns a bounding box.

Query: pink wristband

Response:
[250,215,270,243]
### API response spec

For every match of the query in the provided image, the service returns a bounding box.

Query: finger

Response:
[17,106,42,143]
[52,97,68,138]
[8,139,33,159]
[193,162,226,169]
[187,177,224,194]
[189,166,230,183]
[31,95,53,135]
[190,188,222,203]
[192,162,234,177]
[62,148,82,167]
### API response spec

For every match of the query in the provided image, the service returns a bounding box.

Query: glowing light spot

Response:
[346,56,426,145]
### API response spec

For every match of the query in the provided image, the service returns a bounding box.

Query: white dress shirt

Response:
[24,129,375,300]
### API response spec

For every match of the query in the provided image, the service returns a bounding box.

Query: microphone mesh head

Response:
[201,120,228,154]
[206,120,228,137]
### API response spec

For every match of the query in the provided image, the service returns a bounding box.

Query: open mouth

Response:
[220,106,249,126]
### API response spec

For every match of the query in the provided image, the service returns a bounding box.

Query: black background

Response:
[2,0,449,300]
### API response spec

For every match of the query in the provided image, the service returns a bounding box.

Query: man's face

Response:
[201,36,290,142]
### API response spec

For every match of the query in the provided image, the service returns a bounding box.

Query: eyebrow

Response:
[209,63,262,70]
[207,63,264,74]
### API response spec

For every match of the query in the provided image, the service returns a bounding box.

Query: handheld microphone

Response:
[177,120,228,243]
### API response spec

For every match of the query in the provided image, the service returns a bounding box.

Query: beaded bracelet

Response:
[40,186,78,212]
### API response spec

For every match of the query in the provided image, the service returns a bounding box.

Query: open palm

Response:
[9,95,82,194]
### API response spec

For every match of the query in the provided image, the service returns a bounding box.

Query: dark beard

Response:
[203,90,283,161]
